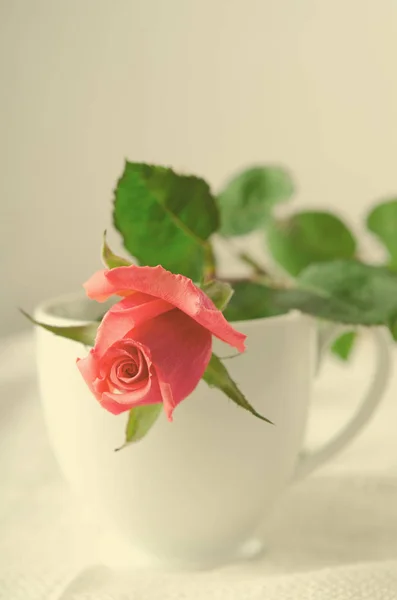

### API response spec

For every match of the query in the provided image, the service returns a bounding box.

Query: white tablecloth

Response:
[1,331,397,599]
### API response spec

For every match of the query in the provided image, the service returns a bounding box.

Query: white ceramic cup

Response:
[35,292,391,569]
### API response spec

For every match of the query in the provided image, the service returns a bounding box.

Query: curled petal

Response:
[84,265,246,352]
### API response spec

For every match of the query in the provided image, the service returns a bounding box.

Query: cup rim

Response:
[34,290,303,330]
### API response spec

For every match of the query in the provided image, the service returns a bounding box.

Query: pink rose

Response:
[77,265,246,419]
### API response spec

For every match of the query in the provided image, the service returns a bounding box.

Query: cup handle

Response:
[293,324,392,481]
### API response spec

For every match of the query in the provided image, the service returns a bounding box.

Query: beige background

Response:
[1,0,397,336]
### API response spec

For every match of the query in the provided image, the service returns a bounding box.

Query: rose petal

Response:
[76,351,99,397]
[129,309,212,420]
[84,265,246,352]
[94,292,174,356]
[77,340,163,415]
[111,357,147,388]
[99,370,163,415]
[82,269,134,302]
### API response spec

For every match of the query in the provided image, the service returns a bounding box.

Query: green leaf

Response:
[201,280,234,311]
[116,404,163,450]
[226,279,364,325]
[223,280,287,322]
[223,278,370,325]
[298,260,397,325]
[224,261,397,327]
[218,165,294,237]
[331,331,357,361]
[102,231,132,269]
[389,320,397,341]
[21,310,98,346]
[366,199,397,269]
[203,354,273,424]
[266,211,357,276]
[113,162,219,280]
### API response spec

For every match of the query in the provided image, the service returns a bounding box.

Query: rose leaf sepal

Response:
[201,280,234,312]
[202,353,273,424]
[102,231,132,269]
[20,310,98,347]
[116,403,163,451]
